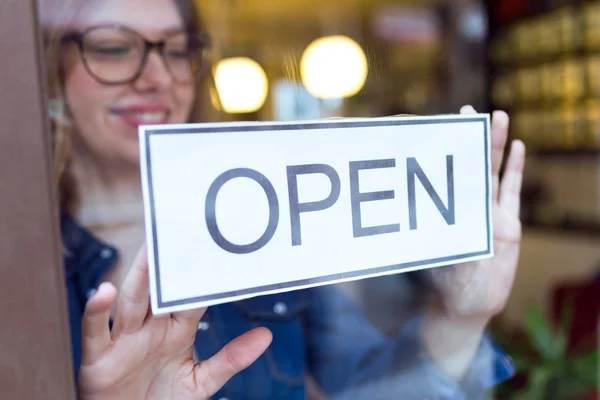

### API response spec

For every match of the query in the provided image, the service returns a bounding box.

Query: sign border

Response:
[143,116,491,310]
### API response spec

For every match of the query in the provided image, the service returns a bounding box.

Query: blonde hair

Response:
[39,0,211,213]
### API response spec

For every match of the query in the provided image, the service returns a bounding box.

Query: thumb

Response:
[194,327,273,397]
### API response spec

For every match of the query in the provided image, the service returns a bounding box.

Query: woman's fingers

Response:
[111,244,151,338]
[490,110,510,201]
[460,106,511,203]
[460,105,476,115]
[499,140,526,217]
[81,282,118,365]
[171,307,207,332]
[194,327,273,397]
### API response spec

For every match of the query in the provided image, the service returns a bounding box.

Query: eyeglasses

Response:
[61,24,211,85]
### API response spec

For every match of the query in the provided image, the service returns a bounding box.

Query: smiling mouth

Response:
[109,109,171,125]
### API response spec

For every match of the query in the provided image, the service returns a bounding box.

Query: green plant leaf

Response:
[549,330,567,362]
[569,348,600,387]
[549,298,573,362]
[558,358,598,400]
[523,305,555,360]
[572,348,599,369]
[511,355,533,371]
[558,297,573,335]
[558,378,596,398]
[519,367,553,400]
[512,393,534,400]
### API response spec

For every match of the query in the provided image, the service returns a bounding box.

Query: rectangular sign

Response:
[139,115,493,314]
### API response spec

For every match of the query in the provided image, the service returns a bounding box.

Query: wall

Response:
[501,229,600,325]
[496,144,600,325]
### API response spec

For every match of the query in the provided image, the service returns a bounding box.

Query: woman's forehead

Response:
[75,0,185,35]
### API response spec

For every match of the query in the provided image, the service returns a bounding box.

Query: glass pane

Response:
[34,0,599,398]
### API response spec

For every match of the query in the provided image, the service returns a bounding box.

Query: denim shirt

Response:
[62,212,515,399]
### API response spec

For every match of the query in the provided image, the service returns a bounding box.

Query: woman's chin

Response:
[106,143,141,170]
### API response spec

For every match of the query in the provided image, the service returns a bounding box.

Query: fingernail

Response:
[513,139,525,151]
[460,105,475,113]
[493,110,508,125]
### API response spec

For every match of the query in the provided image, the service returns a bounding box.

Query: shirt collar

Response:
[61,210,118,293]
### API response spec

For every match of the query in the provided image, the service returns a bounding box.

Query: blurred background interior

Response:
[192,0,599,397]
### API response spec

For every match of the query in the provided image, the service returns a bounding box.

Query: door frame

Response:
[0,0,75,398]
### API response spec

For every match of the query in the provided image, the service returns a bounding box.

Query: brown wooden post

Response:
[0,0,76,398]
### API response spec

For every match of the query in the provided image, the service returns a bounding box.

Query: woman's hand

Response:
[430,105,525,322]
[421,106,526,382]
[78,245,272,400]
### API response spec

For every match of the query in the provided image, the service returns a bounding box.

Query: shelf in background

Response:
[489,47,598,70]
[499,95,600,110]
[529,149,600,159]
[523,217,600,237]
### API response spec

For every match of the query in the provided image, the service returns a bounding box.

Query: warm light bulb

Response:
[214,57,269,114]
[300,35,368,99]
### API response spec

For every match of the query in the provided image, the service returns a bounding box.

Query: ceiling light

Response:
[214,57,269,114]
[300,35,368,99]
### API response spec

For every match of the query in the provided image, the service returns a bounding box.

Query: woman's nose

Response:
[135,51,173,90]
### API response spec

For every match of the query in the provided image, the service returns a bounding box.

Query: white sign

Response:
[139,115,493,315]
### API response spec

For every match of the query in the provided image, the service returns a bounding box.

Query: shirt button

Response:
[100,248,113,259]
[273,302,288,315]
[218,398,229,400]
[197,321,210,331]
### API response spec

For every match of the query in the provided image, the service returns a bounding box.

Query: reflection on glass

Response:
[300,35,368,99]
[214,57,269,113]
[33,0,539,399]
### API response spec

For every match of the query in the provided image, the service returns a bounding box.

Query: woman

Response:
[41,0,526,398]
